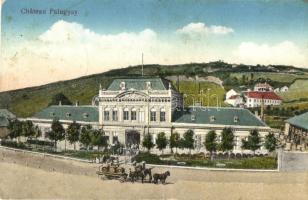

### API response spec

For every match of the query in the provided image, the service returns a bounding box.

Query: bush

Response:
[226,157,277,169]
[135,152,163,164]
[1,140,27,149]
[26,139,54,146]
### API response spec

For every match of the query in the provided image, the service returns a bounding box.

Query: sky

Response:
[1,0,308,92]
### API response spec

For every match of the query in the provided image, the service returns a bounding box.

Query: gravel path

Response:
[0,148,307,199]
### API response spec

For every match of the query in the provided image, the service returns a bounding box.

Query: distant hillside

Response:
[1,61,308,117]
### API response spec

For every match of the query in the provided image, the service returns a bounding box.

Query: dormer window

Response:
[191,114,195,121]
[120,82,126,90]
[234,116,239,123]
[66,113,71,117]
[83,113,89,118]
[50,112,55,117]
[210,116,215,122]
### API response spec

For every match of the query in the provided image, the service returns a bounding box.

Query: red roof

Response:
[229,95,240,99]
[246,91,282,100]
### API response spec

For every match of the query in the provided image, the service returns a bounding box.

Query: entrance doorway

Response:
[125,129,140,148]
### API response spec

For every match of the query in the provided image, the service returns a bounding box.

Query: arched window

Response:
[112,108,118,121]
[160,108,166,122]
[150,108,156,122]
[131,108,137,121]
[123,108,129,120]
[104,108,110,121]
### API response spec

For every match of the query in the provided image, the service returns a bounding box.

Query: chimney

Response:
[59,101,62,106]
[254,110,259,118]
[75,101,79,107]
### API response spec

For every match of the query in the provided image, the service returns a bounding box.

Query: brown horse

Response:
[153,171,170,184]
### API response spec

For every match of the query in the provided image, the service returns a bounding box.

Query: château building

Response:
[28,77,271,153]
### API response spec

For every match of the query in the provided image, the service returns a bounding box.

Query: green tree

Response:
[241,75,246,85]
[66,121,81,150]
[242,129,261,155]
[22,120,35,139]
[182,129,195,154]
[7,119,22,142]
[142,134,154,152]
[48,92,72,106]
[250,73,254,80]
[204,130,217,160]
[33,125,42,148]
[219,127,234,158]
[156,132,168,154]
[33,125,42,139]
[264,133,278,153]
[80,125,92,150]
[90,129,107,151]
[47,119,65,151]
[170,132,180,154]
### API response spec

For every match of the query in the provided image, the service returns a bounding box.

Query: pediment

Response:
[116,91,149,99]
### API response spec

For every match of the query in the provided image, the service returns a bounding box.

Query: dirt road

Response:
[0,148,307,199]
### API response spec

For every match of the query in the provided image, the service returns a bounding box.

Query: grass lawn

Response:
[176,81,226,107]
[230,72,308,83]
[0,140,107,160]
[264,115,287,129]
[279,79,308,102]
[60,150,107,160]
[135,152,277,170]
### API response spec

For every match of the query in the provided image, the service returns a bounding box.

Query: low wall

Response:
[279,151,308,172]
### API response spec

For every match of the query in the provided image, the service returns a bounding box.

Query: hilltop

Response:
[0,61,308,118]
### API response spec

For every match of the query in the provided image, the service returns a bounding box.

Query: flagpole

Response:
[142,53,144,77]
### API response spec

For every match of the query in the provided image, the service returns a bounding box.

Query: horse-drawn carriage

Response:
[96,159,170,184]
[96,162,128,182]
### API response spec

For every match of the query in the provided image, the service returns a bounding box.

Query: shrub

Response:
[1,140,27,149]
[135,152,163,164]
[26,139,54,146]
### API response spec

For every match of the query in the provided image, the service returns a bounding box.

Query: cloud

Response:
[232,41,308,67]
[1,20,307,92]
[176,22,234,39]
[1,20,172,91]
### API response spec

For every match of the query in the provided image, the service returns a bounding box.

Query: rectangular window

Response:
[160,111,166,122]
[150,111,156,121]
[131,111,137,120]
[104,111,109,121]
[123,111,129,120]
[112,110,118,121]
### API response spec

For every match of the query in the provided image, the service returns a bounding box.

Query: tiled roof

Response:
[172,107,267,127]
[0,109,16,119]
[286,112,308,130]
[33,106,99,123]
[229,95,240,100]
[107,78,170,91]
[246,91,282,100]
